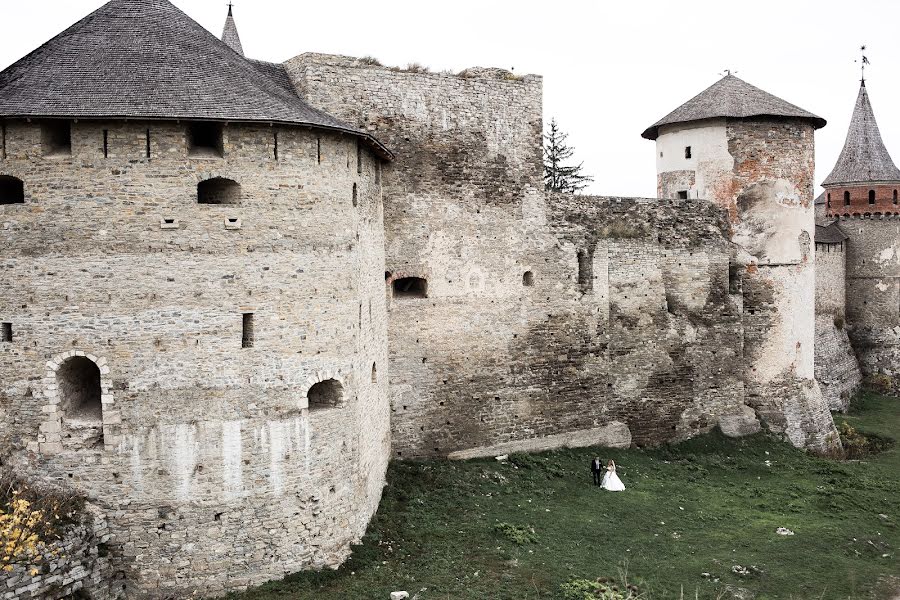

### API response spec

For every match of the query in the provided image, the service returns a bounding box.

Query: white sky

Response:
[3,0,899,198]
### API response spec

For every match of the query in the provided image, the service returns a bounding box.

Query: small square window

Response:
[677,190,688,200]
[1,322,11,342]
[42,121,71,157]
[187,122,224,158]
[684,146,692,159]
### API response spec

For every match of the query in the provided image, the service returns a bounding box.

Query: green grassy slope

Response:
[227,392,899,600]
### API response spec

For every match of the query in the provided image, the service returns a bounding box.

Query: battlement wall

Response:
[283,53,543,202]
[0,119,390,597]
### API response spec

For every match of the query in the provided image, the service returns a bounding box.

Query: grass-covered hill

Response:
[227,392,900,600]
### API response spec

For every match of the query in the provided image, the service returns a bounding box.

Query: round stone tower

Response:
[822,78,900,392]
[643,74,838,450]
[0,1,392,597]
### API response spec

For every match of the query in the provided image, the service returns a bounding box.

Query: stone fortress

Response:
[0,0,893,598]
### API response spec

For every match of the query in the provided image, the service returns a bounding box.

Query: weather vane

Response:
[720,69,739,77]
[856,45,870,84]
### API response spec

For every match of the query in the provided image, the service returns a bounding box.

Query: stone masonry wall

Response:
[841,216,900,392]
[285,56,755,458]
[0,119,390,597]
[814,242,861,410]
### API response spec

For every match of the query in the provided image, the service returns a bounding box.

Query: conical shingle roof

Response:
[642,74,826,140]
[0,0,391,158]
[822,83,900,186]
[222,5,244,56]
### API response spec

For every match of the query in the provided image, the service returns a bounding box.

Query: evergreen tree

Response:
[543,118,594,193]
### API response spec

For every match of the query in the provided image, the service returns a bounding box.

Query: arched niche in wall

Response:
[0,175,24,205]
[198,177,241,205]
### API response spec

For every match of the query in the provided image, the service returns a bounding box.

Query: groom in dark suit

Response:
[590,456,603,486]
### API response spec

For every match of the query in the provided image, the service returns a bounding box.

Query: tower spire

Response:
[221,3,244,56]
[858,45,869,86]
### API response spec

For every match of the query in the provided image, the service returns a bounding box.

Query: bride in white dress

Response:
[601,460,625,491]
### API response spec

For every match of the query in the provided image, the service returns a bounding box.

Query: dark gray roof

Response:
[642,74,826,140]
[814,191,826,206]
[815,221,849,244]
[0,0,392,159]
[222,5,244,57]
[822,83,900,186]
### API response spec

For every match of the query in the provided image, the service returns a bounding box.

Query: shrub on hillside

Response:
[492,522,537,545]
[838,422,894,459]
[560,577,642,599]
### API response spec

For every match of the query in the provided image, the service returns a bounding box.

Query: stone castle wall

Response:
[814,241,861,410]
[841,216,900,392]
[284,56,755,458]
[0,119,390,597]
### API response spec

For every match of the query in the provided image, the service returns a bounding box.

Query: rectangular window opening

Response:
[577,250,594,292]
[273,130,279,161]
[146,129,151,159]
[103,129,109,158]
[1,322,11,343]
[357,143,363,174]
[41,121,72,157]
[316,137,322,164]
[677,190,688,199]
[392,277,428,299]
[241,313,254,348]
[187,122,224,158]
[684,146,692,159]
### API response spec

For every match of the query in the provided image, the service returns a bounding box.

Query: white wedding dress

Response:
[601,466,625,491]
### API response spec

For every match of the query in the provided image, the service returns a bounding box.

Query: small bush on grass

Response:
[560,576,642,599]
[493,522,537,545]
[838,422,894,459]
[865,373,895,394]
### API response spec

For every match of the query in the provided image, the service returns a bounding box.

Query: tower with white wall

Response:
[644,74,838,450]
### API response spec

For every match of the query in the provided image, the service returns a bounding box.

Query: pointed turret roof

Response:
[642,74,826,140]
[822,83,900,186]
[222,4,244,56]
[0,0,391,158]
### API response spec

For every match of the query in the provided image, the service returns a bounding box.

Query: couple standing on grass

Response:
[590,456,625,491]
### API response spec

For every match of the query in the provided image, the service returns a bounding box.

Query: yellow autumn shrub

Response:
[0,470,84,574]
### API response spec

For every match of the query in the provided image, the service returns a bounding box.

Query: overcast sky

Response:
[3,0,899,197]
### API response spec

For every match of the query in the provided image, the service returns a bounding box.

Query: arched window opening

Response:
[893,190,898,204]
[523,271,535,287]
[57,356,102,423]
[198,178,241,205]
[42,121,71,157]
[844,191,851,206]
[392,277,427,299]
[371,363,378,383]
[577,250,594,291]
[869,189,876,204]
[187,122,224,157]
[0,176,24,205]
[826,193,831,207]
[307,379,344,410]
